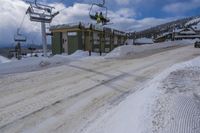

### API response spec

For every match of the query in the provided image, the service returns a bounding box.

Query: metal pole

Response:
[41,21,47,57]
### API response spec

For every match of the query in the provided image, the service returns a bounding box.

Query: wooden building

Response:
[50,23,127,55]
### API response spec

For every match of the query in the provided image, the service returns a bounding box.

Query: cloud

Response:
[51,3,91,24]
[163,0,200,14]
[115,8,136,18]
[0,0,42,46]
[115,0,131,5]
[0,0,176,46]
[110,16,173,32]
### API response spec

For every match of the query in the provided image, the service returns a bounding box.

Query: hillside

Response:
[131,15,200,39]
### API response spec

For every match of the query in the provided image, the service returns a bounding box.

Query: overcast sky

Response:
[0,0,200,47]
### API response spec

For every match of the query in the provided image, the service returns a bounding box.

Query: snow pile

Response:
[69,50,91,58]
[125,39,133,45]
[84,56,200,133]
[0,56,72,75]
[135,37,154,44]
[105,45,135,58]
[105,40,193,58]
[69,50,106,59]
[0,51,105,75]
[0,55,11,64]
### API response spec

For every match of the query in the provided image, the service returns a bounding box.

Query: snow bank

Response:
[105,40,194,58]
[125,39,134,45]
[84,56,200,133]
[0,55,11,64]
[0,56,72,75]
[0,50,105,75]
[69,50,89,58]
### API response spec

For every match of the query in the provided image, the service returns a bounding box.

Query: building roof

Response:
[50,22,126,35]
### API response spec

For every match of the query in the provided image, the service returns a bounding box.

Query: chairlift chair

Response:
[89,1,110,25]
[26,1,59,23]
[14,29,27,42]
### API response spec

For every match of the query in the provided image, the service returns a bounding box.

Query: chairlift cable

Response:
[18,12,27,33]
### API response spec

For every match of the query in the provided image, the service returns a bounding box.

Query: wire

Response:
[18,13,27,33]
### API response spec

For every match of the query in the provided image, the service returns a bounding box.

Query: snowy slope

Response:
[185,17,200,27]
[84,56,200,133]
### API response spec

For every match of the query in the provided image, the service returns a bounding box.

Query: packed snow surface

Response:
[84,56,200,133]
[0,43,200,133]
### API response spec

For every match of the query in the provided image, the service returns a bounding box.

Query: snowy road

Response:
[0,45,200,133]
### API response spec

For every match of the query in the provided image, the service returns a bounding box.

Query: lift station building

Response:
[50,23,127,55]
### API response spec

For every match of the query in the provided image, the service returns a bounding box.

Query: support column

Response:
[41,22,47,57]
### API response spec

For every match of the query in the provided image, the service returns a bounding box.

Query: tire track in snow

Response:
[0,57,163,129]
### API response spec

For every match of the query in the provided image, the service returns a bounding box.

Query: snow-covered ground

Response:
[83,54,200,133]
[1,40,192,74]
[0,44,200,133]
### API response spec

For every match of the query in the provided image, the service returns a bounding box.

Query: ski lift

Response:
[89,0,110,25]
[26,0,59,23]
[14,29,27,42]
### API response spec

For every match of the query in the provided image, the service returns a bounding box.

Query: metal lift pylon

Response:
[25,0,59,57]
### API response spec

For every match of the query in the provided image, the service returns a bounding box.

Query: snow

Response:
[105,40,195,58]
[125,39,133,45]
[0,44,200,133]
[0,50,105,75]
[83,55,200,133]
[185,17,200,26]
[135,37,154,44]
[0,55,11,64]
[192,22,200,31]
[180,30,196,34]
[69,50,105,58]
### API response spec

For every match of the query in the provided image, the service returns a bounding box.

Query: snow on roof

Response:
[180,30,196,34]
[175,35,200,38]
[50,22,110,32]
[173,28,197,35]
[174,28,184,33]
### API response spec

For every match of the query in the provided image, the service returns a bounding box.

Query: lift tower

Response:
[26,0,59,57]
